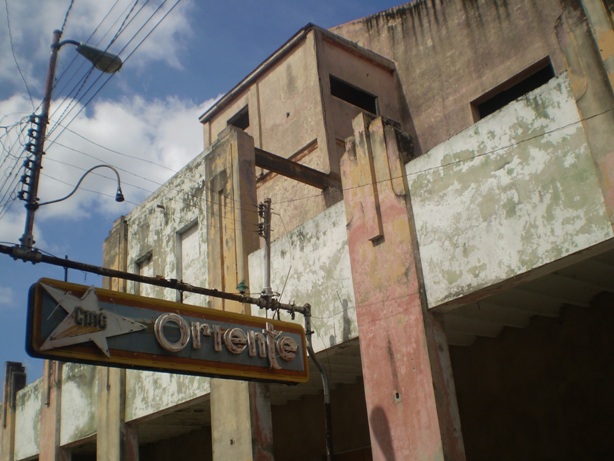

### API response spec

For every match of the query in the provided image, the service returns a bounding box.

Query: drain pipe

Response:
[304,304,334,460]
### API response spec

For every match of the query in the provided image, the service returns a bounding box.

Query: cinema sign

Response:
[27,278,308,384]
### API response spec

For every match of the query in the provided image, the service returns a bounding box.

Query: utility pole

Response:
[258,198,274,299]
[17,30,123,249]
[256,198,334,459]
[19,30,62,249]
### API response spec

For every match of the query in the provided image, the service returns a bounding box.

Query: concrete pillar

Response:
[97,367,137,461]
[100,215,138,460]
[38,361,68,461]
[0,362,26,461]
[206,126,274,461]
[102,216,129,291]
[557,0,614,224]
[341,114,465,460]
[580,0,614,92]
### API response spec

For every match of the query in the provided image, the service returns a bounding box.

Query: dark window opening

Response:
[228,106,249,130]
[473,60,555,120]
[330,75,378,115]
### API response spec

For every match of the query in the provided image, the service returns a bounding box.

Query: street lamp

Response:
[37,164,125,207]
[19,30,123,250]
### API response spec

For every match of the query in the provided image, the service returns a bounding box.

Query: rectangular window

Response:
[227,105,249,130]
[330,75,378,114]
[177,222,200,304]
[472,59,555,120]
[135,251,154,298]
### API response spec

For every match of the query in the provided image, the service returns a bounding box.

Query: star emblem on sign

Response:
[39,283,146,358]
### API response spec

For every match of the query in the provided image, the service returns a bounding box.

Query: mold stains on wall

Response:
[406,74,614,307]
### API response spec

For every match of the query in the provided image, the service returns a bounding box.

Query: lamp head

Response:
[115,187,125,203]
[76,44,123,73]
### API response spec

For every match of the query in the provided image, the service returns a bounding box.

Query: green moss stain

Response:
[408,74,614,305]
[444,269,463,285]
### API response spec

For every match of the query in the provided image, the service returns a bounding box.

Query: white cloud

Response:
[0,286,14,307]
[0,91,218,245]
[0,0,194,99]
[0,0,216,250]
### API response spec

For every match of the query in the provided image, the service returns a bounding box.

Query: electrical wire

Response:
[3,0,35,110]
[273,106,614,205]
[115,0,179,62]
[59,0,75,33]
[8,1,608,247]
[51,0,123,103]
[0,1,187,218]
[41,172,141,206]
[3,128,260,227]
[48,0,152,133]
[50,0,167,131]
[0,1,133,179]
[46,0,180,148]
[0,1,189,223]
[45,137,262,219]
[0,120,32,217]
[53,123,178,174]
[48,140,165,188]
[38,2,248,218]
[108,0,140,47]
[44,123,258,218]
[43,1,133,142]
[6,105,612,238]
[43,156,155,195]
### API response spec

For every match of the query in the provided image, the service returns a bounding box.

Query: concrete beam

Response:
[255,147,341,190]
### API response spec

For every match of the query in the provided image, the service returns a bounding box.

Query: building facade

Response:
[2,0,614,460]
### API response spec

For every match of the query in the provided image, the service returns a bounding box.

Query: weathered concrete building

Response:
[2,0,614,460]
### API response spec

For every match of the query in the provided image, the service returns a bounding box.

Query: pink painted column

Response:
[341,114,465,460]
[557,0,614,224]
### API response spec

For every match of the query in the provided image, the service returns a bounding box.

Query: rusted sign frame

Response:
[26,278,308,384]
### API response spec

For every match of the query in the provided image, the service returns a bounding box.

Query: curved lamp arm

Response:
[38,164,125,207]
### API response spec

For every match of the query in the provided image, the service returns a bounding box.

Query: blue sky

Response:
[0,0,404,383]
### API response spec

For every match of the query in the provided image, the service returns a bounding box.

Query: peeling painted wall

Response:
[406,74,614,307]
[60,364,98,446]
[101,149,216,425]
[122,149,210,308]
[203,32,321,158]
[331,0,567,155]
[202,27,403,241]
[125,370,210,422]
[111,149,216,423]
[255,147,333,243]
[248,201,357,352]
[322,36,400,144]
[14,380,41,461]
[257,33,322,157]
